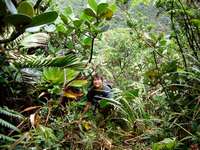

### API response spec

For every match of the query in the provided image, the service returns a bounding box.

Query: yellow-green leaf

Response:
[17,1,34,17]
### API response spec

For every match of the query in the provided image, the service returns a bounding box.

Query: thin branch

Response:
[170,0,187,69]
[88,35,96,63]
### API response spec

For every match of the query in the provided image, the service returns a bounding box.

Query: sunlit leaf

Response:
[83,37,92,46]
[100,8,113,20]
[82,121,92,130]
[63,88,83,99]
[84,8,96,17]
[108,4,117,13]
[42,68,64,84]
[17,1,34,17]
[88,0,98,12]
[60,14,69,25]
[152,138,177,150]
[191,19,200,27]
[56,24,68,34]
[68,79,88,87]
[97,3,108,15]
[63,6,73,16]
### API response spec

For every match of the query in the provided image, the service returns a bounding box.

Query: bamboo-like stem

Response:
[171,0,187,69]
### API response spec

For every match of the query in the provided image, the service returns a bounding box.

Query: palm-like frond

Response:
[9,53,84,69]
[0,106,23,119]
[20,33,50,48]
[0,107,23,133]
[0,118,19,132]
[0,133,15,142]
[109,89,146,127]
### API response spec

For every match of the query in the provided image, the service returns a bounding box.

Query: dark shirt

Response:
[87,84,112,105]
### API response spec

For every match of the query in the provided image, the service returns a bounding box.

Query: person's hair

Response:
[92,73,103,81]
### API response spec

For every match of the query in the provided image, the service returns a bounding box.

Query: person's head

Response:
[92,74,103,89]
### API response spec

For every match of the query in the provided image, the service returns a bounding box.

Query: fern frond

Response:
[6,34,25,50]
[0,107,24,119]
[0,133,15,141]
[0,118,20,132]
[9,53,84,69]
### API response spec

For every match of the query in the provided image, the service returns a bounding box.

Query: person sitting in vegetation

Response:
[82,74,113,117]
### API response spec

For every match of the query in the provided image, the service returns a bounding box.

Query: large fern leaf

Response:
[9,53,84,69]
[0,133,15,141]
[0,118,20,132]
[0,107,23,119]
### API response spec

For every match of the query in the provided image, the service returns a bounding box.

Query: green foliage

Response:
[42,67,64,85]
[152,138,177,150]
[0,106,23,119]
[1,0,200,149]
[0,107,23,142]
[88,0,98,12]
[0,133,15,142]
[0,0,58,44]
[109,89,146,129]
[12,53,83,69]
[0,118,19,132]
[17,1,34,17]
[4,14,32,27]
[29,11,58,27]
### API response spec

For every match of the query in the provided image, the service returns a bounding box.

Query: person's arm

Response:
[80,88,93,120]
[79,101,91,121]
[83,101,92,114]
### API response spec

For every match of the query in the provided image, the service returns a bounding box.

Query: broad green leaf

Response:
[63,7,73,16]
[42,68,64,85]
[88,0,98,12]
[99,99,109,108]
[100,8,113,20]
[17,1,34,17]
[29,11,58,27]
[84,8,96,18]
[191,19,200,27]
[68,79,88,87]
[152,138,177,150]
[5,0,17,14]
[108,4,117,13]
[97,3,108,15]
[83,37,92,46]
[80,11,93,21]
[56,24,68,34]
[65,69,79,81]
[60,14,69,25]
[73,19,83,27]
[4,14,32,27]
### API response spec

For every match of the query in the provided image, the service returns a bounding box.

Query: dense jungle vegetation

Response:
[0,0,199,149]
